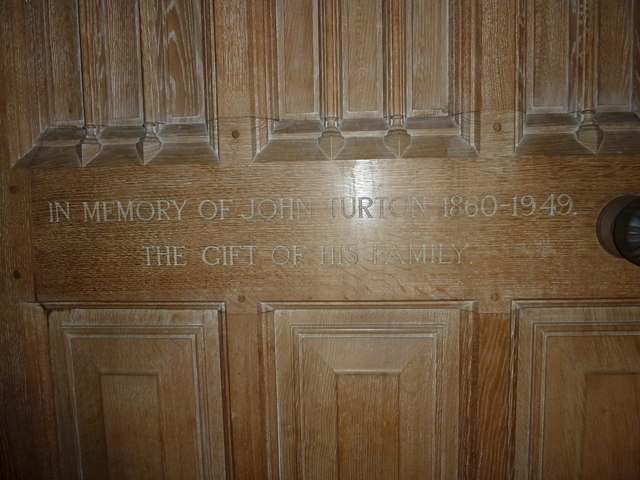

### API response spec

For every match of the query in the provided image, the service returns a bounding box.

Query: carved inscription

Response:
[44,193,576,269]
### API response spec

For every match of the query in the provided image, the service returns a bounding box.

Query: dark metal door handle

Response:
[597,196,640,266]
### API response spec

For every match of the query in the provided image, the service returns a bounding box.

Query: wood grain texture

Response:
[343,0,384,117]
[408,0,448,116]
[319,0,342,121]
[47,0,83,126]
[49,306,229,480]
[0,36,39,476]
[164,0,205,122]
[450,0,479,146]
[140,0,167,123]
[480,0,516,111]
[513,301,640,479]
[596,0,633,110]
[277,0,318,119]
[30,155,640,315]
[476,314,510,480]
[106,0,143,124]
[214,0,251,117]
[384,0,406,118]
[262,302,474,479]
[528,0,570,112]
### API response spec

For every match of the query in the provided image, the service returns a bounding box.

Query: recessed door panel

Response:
[263,302,474,479]
[513,301,640,479]
[49,306,229,480]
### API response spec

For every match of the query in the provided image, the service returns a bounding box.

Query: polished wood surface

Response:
[513,301,640,479]
[48,306,229,479]
[1,0,639,479]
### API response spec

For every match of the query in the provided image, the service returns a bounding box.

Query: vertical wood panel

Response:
[106,0,143,124]
[513,302,640,480]
[319,0,342,122]
[164,0,205,122]
[139,0,166,123]
[264,303,471,479]
[50,307,228,480]
[101,375,164,479]
[528,0,569,112]
[384,0,406,120]
[79,0,109,125]
[343,0,383,117]
[596,0,633,110]
[214,0,251,118]
[47,0,83,125]
[337,375,400,480]
[277,0,318,119]
[580,374,640,479]
[408,0,448,116]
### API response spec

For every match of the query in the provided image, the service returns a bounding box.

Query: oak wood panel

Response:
[527,0,570,113]
[262,302,474,479]
[0,34,39,474]
[476,314,510,480]
[164,0,205,122]
[79,0,110,125]
[49,306,229,480]
[214,0,251,118]
[384,0,406,120]
[408,0,448,116]
[29,156,640,314]
[1,0,49,163]
[513,301,640,479]
[596,0,634,110]
[343,0,384,118]
[106,0,143,125]
[276,0,318,119]
[46,0,83,126]
[140,0,167,123]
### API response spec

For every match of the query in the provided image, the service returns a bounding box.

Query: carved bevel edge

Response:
[136,122,162,164]
[383,115,411,158]
[318,117,345,160]
[78,124,102,166]
[575,110,603,154]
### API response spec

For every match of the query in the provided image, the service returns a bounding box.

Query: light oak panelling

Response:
[525,0,639,114]
[342,0,384,118]
[407,0,449,116]
[527,0,570,113]
[161,0,206,123]
[46,0,83,126]
[262,302,474,479]
[79,0,142,126]
[513,301,640,479]
[49,306,229,480]
[596,0,634,111]
[276,0,318,120]
[1,0,50,164]
[273,0,451,122]
[80,0,206,127]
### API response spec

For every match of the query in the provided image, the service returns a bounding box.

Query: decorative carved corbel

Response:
[136,122,162,164]
[383,0,410,158]
[576,110,603,154]
[318,0,344,160]
[78,124,102,166]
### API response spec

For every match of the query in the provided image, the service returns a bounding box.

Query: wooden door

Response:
[1,0,640,479]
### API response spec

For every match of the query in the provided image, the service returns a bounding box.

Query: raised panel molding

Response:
[261,301,476,479]
[48,304,229,480]
[517,0,640,155]
[254,0,477,161]
[512,300,640,480]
